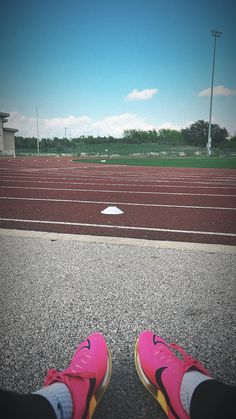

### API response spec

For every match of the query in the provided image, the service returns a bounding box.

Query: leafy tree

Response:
[15,121,229,150]
[210,124,228,146]
[181,120,228,147]
[123,129,159,143]
[158,129,185,145]
[122,128,186,144]
[15,136,37,149]
[225,135,236,149]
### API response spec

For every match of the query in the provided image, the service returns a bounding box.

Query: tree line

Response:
[15,120,236,150]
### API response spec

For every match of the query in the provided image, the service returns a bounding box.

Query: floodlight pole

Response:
[36,105,39,155]
[207,30,222,156]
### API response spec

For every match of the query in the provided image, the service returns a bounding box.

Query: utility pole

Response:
[36,105,39,155]
[64,127,67,138]
[207,30,222,156]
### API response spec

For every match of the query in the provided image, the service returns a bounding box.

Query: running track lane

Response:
[1,187,236,207]
[0,157,236,245]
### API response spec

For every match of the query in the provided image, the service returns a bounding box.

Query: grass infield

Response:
[74,157,236,169]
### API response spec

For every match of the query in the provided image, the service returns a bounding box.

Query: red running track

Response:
[0,157,236,245]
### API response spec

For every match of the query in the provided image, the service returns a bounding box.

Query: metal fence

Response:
[15,145,236,158]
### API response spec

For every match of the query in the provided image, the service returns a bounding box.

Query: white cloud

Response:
[91,113,154,137]
[199,85,236,97]
[157,121,192,131]
[44,115,91,129]
[6,111,190,138]
[6,112,92,138]
[125,88,158,101]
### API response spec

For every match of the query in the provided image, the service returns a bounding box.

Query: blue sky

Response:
[1,0,236,137]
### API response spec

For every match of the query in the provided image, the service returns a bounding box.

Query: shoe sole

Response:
[134,339,169,417]
[88,349,112,418]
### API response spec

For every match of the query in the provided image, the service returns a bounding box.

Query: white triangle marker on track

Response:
[101,206,124,215]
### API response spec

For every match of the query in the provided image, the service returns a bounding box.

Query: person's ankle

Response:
[34,383,73,419]
[180,370,212,414]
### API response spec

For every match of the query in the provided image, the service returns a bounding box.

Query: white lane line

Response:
[1,174,236,184]
[1,172,236,183]
[1,196,235,211]
[1,179,236,189]
[0,185,235,197]
[0,164,235,176]
[2,172,236,184]
[0,217,235,237]
[0,180,236,190]
[0,161,234,176]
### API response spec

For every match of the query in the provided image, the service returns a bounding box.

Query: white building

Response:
[0,112,18,156]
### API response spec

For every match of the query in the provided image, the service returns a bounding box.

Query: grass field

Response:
[74,156,236,169]
[15,142,236,169]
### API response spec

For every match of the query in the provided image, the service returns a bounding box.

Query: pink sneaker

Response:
[44,332,112,419]
[134,330,211,419]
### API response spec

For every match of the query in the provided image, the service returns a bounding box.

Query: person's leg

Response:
[190,379,235,419]
[134,330,235,419]
[1,332,112,419]
[0,388,56,419]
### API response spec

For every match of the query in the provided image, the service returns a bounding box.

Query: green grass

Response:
[74,156,236,169]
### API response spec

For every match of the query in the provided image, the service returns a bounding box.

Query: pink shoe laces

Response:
[154,342,209,375]
[44,367,96,387]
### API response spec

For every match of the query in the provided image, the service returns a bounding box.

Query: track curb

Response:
[0,228,235,254]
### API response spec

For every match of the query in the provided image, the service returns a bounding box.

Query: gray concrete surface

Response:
[0,230,235,418]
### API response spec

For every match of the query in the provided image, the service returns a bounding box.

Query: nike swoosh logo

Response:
[153,335,169,349]
[82,377,96,419]
[155,367,180,419]
[78,338,91,351]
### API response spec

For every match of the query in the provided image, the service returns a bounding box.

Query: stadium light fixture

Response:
[207,30,222,156]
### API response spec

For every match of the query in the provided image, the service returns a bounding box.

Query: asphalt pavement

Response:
[0,229,235,418]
